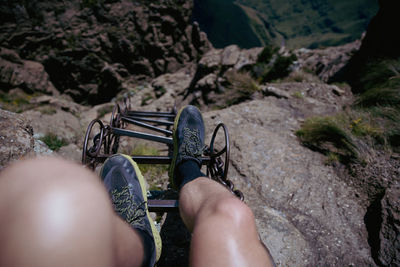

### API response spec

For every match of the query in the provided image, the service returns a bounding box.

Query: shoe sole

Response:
[119,154,162,262]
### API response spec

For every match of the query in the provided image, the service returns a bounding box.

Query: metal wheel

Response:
[107,103,124,154]
[82,119,105,169]
[208,123,230,182]
[110,103,123,128]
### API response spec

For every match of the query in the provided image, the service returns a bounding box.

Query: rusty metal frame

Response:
[82,99,243,212]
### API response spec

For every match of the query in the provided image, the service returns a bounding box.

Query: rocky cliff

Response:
[193,0,378,49]
[332,0,400,93]
[0,0,399,266]
[0,0,211,104]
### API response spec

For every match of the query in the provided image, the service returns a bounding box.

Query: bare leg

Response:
[0,157,144,267]
[179,177,275,267]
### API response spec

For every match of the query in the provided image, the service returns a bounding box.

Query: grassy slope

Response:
[193,0,378,49]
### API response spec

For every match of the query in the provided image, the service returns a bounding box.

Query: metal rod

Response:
[122,116,174,126]
[127,111,176,118]
[148,199,179,212]
[132,155,211,164]
[112,128,173,144]
[121,117,172,135]
[129,110,174,115]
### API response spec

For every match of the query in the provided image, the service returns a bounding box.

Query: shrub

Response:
[260,53,297,83]
[257,46,276,63]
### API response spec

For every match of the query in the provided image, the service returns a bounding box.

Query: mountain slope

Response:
[192,0,378,49]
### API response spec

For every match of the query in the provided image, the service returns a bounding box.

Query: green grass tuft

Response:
[292,91,304,99]
[357,59,400,92]
[128,144,168,190]
[40,133,68,151]
[296,116,359,161]
[356,86,400,109]
[221,70,260,107]
[325,152,340,166]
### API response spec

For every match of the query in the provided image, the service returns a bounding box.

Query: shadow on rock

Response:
[157,212,191,267]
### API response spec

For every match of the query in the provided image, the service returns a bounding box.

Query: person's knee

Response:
[0,157,114,265]
[0,156,112,218]
[212,196,255,229]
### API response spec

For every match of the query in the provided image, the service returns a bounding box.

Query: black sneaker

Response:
[169,105,205,189]
[100,154,162,266]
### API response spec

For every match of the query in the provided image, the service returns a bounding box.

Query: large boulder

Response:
[0,47,59,95]
[0,109,53,170]
[186,46,264,108]
[295,40,361,83]
[22,108,82,145]
[0,109,34,170]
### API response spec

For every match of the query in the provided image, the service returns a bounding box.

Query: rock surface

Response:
[0,109,34,170]
[203,98,373,266]
[204,92,373,266]
[0,108,55,170]
[295,40,361,83]
[0,47,58,95]
[377,183,400,266]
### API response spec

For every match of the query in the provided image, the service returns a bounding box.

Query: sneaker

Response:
[100,154,162,266]
[169,105,205,189]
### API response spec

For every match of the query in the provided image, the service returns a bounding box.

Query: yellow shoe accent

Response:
[120,154,162,262]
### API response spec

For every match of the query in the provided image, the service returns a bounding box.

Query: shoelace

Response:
[179,127,205,158]
[111,185,147,228]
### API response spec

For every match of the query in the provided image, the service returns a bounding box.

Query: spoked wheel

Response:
[123,96,132,113]
[207,123,244,201]
[110,103,125,129]
[105,103,124,154]
[82,119,106,169]
[207,123,230,182]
